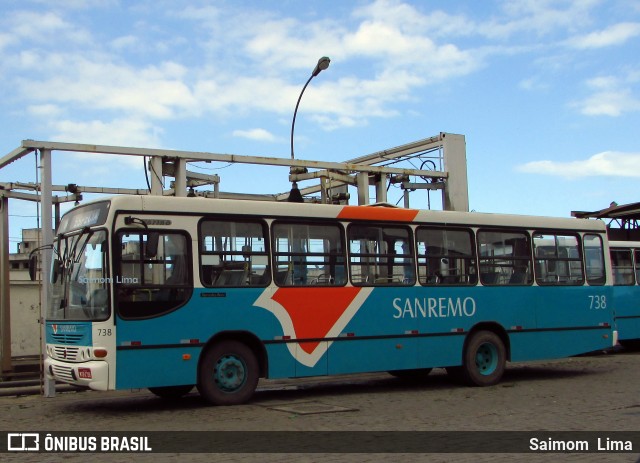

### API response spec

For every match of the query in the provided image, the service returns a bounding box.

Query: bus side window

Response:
[533,233,584,286]
[583,234,606,285]
[199,219,270,288]
[611,249,635,285]
[477,230,532,286]
[116,231,192,319]
[635,250,640,285]
[272,221,346,287]
[416,227,477,286]
[348,224,415,286]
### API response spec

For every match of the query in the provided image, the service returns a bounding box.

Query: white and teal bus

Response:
[609,241,640,347]
[40,195,616,405]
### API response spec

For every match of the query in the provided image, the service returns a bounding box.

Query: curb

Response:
[0,384,85,398]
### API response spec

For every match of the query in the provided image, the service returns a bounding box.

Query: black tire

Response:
[197,341,259,406]
[459,330,506,387]
[148,385,194,399]
[388,368,433,380]
[445,366,465,383]
[619,340,640,351]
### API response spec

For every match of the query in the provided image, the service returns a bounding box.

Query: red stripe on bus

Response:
[337,206,419,222]
[271,287,363,355]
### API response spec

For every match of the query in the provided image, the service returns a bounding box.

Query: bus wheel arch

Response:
[200,331,268,378]
[448,323,510,387]
[197,332,267,406]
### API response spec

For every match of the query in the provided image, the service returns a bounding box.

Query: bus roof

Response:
[610,240,640,248]
[79,195,606,233]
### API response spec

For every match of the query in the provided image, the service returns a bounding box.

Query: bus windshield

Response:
[48,229,109,321]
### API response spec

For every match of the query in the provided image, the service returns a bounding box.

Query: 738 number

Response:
[588,295,607,310]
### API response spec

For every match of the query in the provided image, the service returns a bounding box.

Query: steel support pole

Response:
[375,174,387,204]
[357,172,370,205]
[0,196,12,374]
[39,149,56,397]
[441,133,469,212]
[174,159,187,197]
[149,156,163,196]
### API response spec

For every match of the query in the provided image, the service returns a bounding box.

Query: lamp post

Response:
[288,56,330,202]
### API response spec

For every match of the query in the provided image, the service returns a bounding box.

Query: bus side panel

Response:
[114,289,280,389]
[326,287,418,375]
[415,286,534,368]
[116,347,200,389]
[295,342,328,377]
[264,343,296,378]
[613,286,640,342]
[417,335,464,368]
[508,330,609,361]
[328,338,418,375]
[534,286,613,329]
[509,285,614,361]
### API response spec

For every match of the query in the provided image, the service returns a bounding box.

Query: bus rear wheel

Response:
[198,340,259,406]
[458,330,506,386]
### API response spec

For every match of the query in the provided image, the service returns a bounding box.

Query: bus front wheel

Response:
[198,340,259,406]
[458,330,506,387]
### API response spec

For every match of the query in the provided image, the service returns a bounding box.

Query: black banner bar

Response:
[2,431,639,454]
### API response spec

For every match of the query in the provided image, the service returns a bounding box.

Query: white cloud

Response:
[517,151,640,178]
[7,10,93,46]
[574,74,640,116]
[16,55,197,119]
[577,90,640,116]
[110,35,139,51]
[479,0,599,39]
[568,22,640,49]
[232,128,279,142]
[0,33,15,51]
[1,0,635,141]
[27,104,62,117]
[47,118,163,185]
[519,77,549,91]
[51,118,163,149]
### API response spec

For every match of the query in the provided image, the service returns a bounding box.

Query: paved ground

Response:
[1,349,639,463]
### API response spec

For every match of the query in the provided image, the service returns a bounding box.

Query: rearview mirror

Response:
[51,258,61,284]
[28,255,38,281]
[145,232,160,258]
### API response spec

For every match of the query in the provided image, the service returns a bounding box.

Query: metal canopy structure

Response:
[0,132,469,394]
[572,201,640,241]
[1,132,467,208]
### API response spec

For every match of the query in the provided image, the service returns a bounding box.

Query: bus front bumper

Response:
[44,357,109,391]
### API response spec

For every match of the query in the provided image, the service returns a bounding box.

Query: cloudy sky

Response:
[1,0,639,247]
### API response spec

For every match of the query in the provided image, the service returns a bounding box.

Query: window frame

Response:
[347,223,416,287]
[583,233,606,286]
[114,228,193,320]
[477,228,533,286]
[271,220,347,287]
[416,226,477,286]
[533,232,585,286]
[198,217,271,288]
[611,248,636,286]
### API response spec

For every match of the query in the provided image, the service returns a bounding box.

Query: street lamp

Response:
[288,56,331,202]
